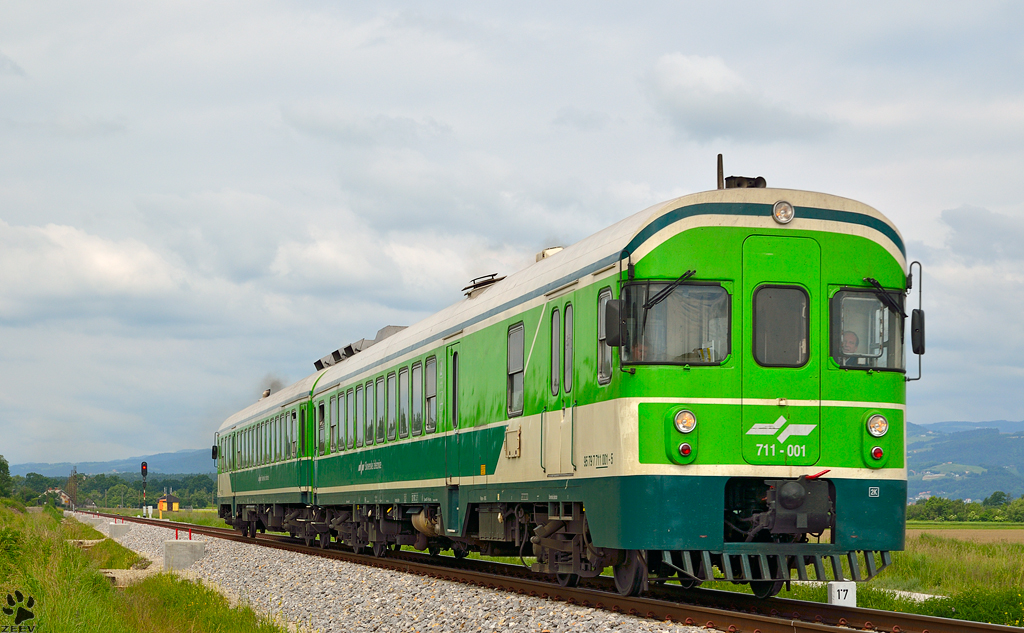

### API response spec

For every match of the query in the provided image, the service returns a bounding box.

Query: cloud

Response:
[0,219,184,323]
[2,114,126,138]
[283,107,453,148]
[0,51,26,77]
[552,106,610,131]
[940,206,1024,263]
[647,53,833,143]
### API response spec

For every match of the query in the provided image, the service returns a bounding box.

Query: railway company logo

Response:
[2,590,36,631]
[746,415,817,443]
[357,460,382,473]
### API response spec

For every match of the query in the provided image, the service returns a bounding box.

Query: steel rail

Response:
[81,512,1021,633]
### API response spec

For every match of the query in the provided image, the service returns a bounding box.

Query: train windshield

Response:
[621,282,730,365]
[831,289,905,371]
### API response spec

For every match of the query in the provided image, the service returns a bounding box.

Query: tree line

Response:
[0,455,214,509]
[907,491,1024,522]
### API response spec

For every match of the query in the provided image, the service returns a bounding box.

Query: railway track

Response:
[82,512,1021,633]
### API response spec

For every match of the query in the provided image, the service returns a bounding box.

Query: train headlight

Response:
[772,200,795,224]
[674,410,697,434]
[867,414,889,438]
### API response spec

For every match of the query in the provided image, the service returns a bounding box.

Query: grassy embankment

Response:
[0,502,286,632]
[698,525,1024,626]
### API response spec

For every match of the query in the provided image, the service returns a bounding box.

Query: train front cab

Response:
[594,193,923,597]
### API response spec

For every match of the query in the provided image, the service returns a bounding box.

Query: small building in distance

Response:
[158,493,180,512]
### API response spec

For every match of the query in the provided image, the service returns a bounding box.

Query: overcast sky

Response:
[2,2,1023,465]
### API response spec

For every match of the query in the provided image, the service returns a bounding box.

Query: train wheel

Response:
[556,573,580,588]
[613,550,645,596]
[248,521,258,539]
[750,580,784,599]
[452,544,469,560]
[749,555,783,598]
[372,542,388,558]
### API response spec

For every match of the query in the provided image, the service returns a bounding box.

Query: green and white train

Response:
[214,176,925,598]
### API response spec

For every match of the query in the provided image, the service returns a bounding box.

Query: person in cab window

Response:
[840,330,862,366]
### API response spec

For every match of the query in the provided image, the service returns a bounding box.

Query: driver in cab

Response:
[839,330,864,367]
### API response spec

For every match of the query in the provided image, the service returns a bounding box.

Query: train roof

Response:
[217,187,902,434]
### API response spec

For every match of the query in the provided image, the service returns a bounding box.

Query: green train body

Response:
[214,186,917,596]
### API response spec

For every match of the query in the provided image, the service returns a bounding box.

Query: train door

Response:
[741,235,821,466]
[542,300,575,475]
[311,398,326,500]
[444,342,462,535]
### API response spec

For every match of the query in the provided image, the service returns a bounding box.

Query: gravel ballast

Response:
[78,513,703,632]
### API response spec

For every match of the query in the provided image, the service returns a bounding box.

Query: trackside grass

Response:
[0,504,288,632]
[701,529,1024,626]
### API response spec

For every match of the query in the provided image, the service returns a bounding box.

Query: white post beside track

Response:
[828,581,856,606]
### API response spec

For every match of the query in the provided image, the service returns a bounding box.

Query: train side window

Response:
[598,288,613,384]
[550,308,560,396]
[425,357,437,433]
[284,415,291,459]
[276,415,282,460]
[364,381,374,446]
[507,323,525,416]
[387,372,398,441]
[299,408,306,456]
[354,385,363,448]
[411,362,423,436]
[564,305,573,393]
[338,392,347,452]
[376,377,386,443]
[753,285,809,367]
[398,368,410,438]
[318,403,326,456]
[329,396,338,453]
[346,388,355,447]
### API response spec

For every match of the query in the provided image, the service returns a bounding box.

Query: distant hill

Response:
[907,422,1024,501]
[918,420,1024,434]
[10,449,214,477]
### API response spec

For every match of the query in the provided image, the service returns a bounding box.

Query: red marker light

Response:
[871,446,884,460]
[678,443,692,457]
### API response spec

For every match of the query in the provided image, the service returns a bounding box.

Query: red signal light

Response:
[141,461,148,477]
[678,443,692,457]
[871,447,884,460]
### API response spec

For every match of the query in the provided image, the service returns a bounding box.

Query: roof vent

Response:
[313,331,401,371]
[535,246,564,262]
[462,273,505,297]
[725,175,766,189]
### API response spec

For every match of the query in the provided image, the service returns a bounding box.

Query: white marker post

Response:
[828,581,856,606]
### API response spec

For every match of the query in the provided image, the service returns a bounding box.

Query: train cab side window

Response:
[425,357,437,433]
[564,305,573,393]
[507,323,525,417]
[753,286,809,367]
[598,288,613,384]
[412,362,423,436]
[550,308,560,396]
[376,377,386,443]
[398,368,410,438]
[353,386,361,449]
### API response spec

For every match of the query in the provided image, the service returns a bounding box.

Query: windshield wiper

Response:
[643,270,696,310]
[863,277,907,318]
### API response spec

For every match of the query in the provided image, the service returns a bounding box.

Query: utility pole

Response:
[66,467,78,510]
